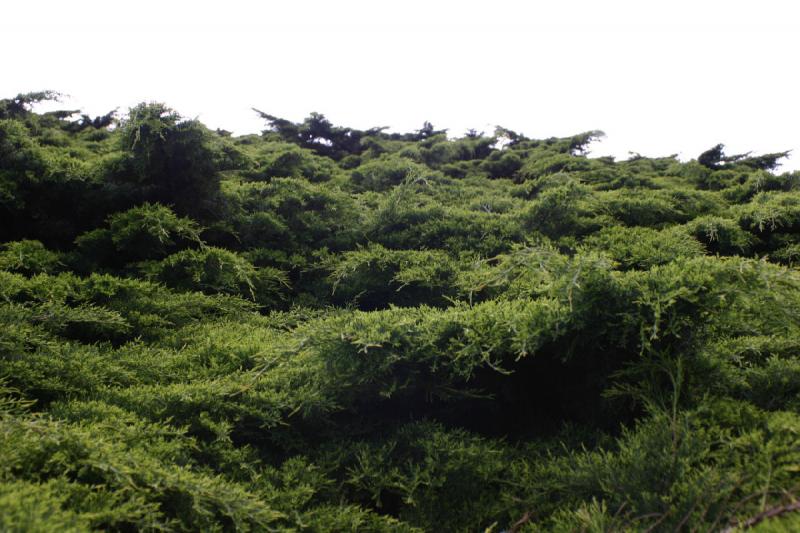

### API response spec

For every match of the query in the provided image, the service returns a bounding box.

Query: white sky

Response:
[2,0,799,169]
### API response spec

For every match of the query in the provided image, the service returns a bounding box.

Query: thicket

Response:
[2,91,800,531]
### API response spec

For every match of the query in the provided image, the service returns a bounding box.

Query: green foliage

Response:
[523,181,603,239]
[737,191,800,234]
[74,203,203,270]
[241,141,342,182]
[684,215,755,255]
[367,183,523,255]
[322,244,459,309]
[148,247,289,308]
[350,155,443,191]
[0,479,90,532]
[4,94,800,532]
[108,203,202,254]
[115,102,221,218]
[223,178,363,252]
[479,150,523,179]
[518,152,594,181]
[599,188,724,227]
[0,240,62,274]
[583,226,705,269]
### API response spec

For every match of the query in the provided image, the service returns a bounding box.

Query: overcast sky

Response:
[3,0,799,169]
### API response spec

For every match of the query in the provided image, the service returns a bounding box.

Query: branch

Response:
[722,499,800,532]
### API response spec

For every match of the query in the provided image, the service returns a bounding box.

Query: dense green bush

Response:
[0,240,62,274]
[518,152,594,181]
[350,155,443,191]
[523,181,604,239]
[683,214,755,255]
[322,244,460,309]
[241,141,342,182]
[112,102,221,219]
[73,203,203,270]
[147,247,289,308]
[737,191,800,234]
[583,226,705,269]
[223,178,363,252]
[3,96,800,531]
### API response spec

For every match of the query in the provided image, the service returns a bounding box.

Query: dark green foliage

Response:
[223,178,363,253]
[73,203,203,270]
[254,110,388,161]
[4,94,800,532]
[698,143,727,169]
[518,152,594,181]
[737,191,800,234]
[684,215,755,255]
[113,103,221,219]
[240,141,342,183]
[0,91,61,120]
[699,143,791,172]
[480,150,523,179]
[0,118,101,245]
[598,188,724,227]
[367,182,523,255]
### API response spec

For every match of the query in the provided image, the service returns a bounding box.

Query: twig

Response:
[721,499,800,532]
[509,510,533,533]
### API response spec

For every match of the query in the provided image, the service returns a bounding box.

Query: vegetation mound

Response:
[1,91,799,531]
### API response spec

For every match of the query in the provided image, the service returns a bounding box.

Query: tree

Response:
[698,143,790,171]
[0,91,61,120]
[698,144,728,169]
[253,109,367,160]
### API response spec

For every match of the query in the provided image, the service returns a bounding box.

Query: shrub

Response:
[351,155,443,191]
[322,244,460,309]
[683,215,755,255]
[522,181,603,239]
[149,247,289,308]
[114,102,221,218]
[479,150,523,179]
[583,226,705,269]
[0,240,62,275]
[599,189,723,227]
[74,203,203,269]
[225,178,363,252]
[736,191,800,234]
[517,152,593,181]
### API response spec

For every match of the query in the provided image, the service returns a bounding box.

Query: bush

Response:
[599,189,723,227]
[368,192,522,255]
[243,142,342,182]
[149,247,289,308]
[583,226,705,269]
[74,203,203,269]
[114,102,221,218]
[523,181,603,239]
[683,215,755,255]
[479,150,523,179]
[0,240,62,275]
[224,178,363,252]
[322,244,460,309]
[517,152,593,181]
[6,98,800,531]
[351,155,443,191]
[736,191,800,234]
